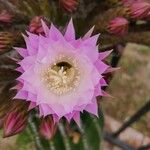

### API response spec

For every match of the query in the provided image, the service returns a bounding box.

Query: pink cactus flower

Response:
[40,116,57,139]
[0,10,13,23]
[29,16,49,35]
[3,111,28,137]
[108,17,129,36]
[130,1,150,19]
[60,0,78,12]
[15,19,111,126]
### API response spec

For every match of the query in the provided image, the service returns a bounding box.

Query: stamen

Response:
[42,55,80,95]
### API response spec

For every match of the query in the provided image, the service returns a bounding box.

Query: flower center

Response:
[42,56,80,95]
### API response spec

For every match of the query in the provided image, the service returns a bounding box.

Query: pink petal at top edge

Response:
[41,19,49,37]
[49,23,64,41]
[64,18,75,41]
[82,26,95,40]
[83,34,100,47]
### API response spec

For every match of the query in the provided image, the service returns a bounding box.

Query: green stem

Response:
[28,115,44,150]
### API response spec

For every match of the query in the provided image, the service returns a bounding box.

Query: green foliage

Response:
[16,110,104,150]
[16,129,33,150]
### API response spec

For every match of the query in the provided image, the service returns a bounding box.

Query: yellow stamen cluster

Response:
[42,55,80,95]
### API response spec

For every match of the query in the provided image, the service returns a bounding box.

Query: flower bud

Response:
[40,116,57,140]
[3,101,29,137]
[130,1,150,19]
[0,10,13,24]
[29,16,49,35]
[60,0,78,12]
[3,111,28,137]
[108,17,129,36]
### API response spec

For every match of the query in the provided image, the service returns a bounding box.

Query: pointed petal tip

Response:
[65,18,75,41]
[83,25,95,40]
[21,33,28,41]
[73,112,81,128]
[101,90,114,98]
[99,49,113,60]
[104,67,121,74]
[41,19,50,37]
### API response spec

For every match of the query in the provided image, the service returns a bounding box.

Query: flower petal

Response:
[82,26,95,40]
[64,18,75,41]
[41,19,49,37]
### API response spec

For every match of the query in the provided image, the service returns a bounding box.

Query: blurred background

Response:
[0,0,150,150]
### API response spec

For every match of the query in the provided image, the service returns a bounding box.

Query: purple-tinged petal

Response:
[79,45,99,62]
[85,99,98,117]
[28,102,37,111]
[65,112,74,123]
[27,93,37,102]
[22,34,28,43]
[94,84,102,97]
[39,105,44,117]
[15,67,24,73]
[83,34,100,47]
[103,67,121,74]
[18,56,36,70]
[39,104,55,117]
[99,50,113,60]
[15,47,28,57]
[73,112,81,127]
[70,38,82,48]
[64,18,75,41]
[94,61,109,74]
[41,19,49,37]
[100,78,107,86]
[101,90,114,98]
[11,82,23,91]
[49,24,64,41]
[52,114,59,124]
[82,26,95,40]
[26,31,39,55]
[14,90,28,100]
